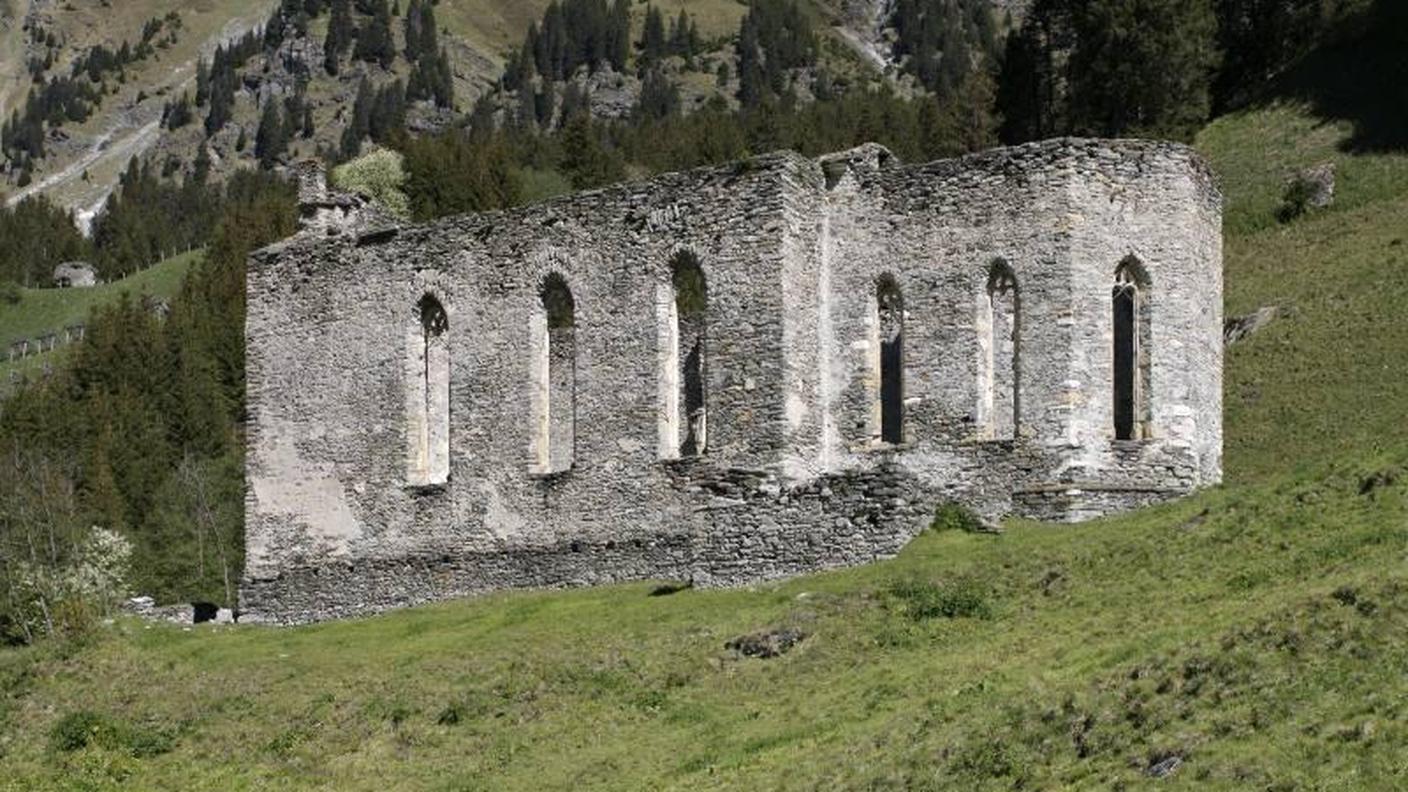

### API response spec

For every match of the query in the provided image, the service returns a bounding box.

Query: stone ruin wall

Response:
[242,138,1223,624]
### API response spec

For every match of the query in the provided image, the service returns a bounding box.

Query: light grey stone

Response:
[242,138,1222,624]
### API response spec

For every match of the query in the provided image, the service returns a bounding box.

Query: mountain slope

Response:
[1,0,892,223]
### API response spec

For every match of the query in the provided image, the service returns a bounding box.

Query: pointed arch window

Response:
[1113,258,1151,440]
[660,252,707,459]
[532,273,576,473]
[874,274,904,445]
[979,260,1020,439]
[407,294,449,486]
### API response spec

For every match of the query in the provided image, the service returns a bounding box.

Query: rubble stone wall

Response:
[243,138,1223,624]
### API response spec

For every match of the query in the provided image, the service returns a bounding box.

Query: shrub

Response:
[0,280,20,305]
[331,147,411,219]
[48,710,175,757]
[3,524,133,643]
[1277,174,1319,223]
[929,502,989,534]
[49,711,120,753]
[886,576,993,621]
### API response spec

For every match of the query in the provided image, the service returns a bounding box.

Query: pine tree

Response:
[634,67,679,121]
[192,145,211,184]
[340,77,373,159]
[641,6,667,70]
[559,112,624,189]
[369,80,406,142]
[404,0,425,59]
[1068,0,1220,139]
[608,0,630,72]
[254,100,287,169]
[354,0,397,68]
[324,0,354,75]
[195,58,210,106]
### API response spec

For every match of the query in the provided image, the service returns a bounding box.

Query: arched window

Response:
[979,261,1020,439]
[874,274,904,445]
[1113,258,1151,440]
[660,252,707,459]
[532,273,576,473]
[407,294,449,486]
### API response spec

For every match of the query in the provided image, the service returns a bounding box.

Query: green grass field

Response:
[6,35,1408,792]
[0,250,200,389]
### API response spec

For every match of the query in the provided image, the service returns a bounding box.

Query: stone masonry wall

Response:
[243,138,1222,624]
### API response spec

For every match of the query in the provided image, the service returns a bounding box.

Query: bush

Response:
[929,502,989,534]
[48,710,175,757]
[886,576,993,621]
[331,147,411,219]
[0,280,20,305]
[1277,174,1319,223]
[2,521,133,644]
[49,711,116,753]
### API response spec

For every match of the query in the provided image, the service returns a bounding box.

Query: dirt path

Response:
[5,3,274,225]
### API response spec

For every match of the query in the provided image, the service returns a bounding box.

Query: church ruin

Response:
[242,139,1223,624]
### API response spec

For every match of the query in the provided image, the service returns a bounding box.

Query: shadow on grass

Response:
[1263,0,1408,152]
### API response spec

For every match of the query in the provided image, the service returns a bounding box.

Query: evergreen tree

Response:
[254,100,288,169]
[401,132,522,221]
[404,0,425,59]
[1067,0,1220,139]
[634,67,679,121]
[192,144,211,184]
[369,80,407,142]
[735,0,817,107]
[641,6,667,70]
[324,0,354,75]
[340,76,374,160]
[163,92,192,130]
[0,195,91,286]
[195,58,210,106]
[1213,0,1326,110]
[607,0,630,72]
[559,112,625,189]
[354,0,396,68]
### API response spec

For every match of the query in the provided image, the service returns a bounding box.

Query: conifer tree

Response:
[340,76,374,160]
[355,0,397,68]
[324,0,354,75]
[192,144,211,184]
[1068,0,1219,139]
[641,6,667,70]
[254,100,287,169]
[404,0,425,59]
[195,58,210,106]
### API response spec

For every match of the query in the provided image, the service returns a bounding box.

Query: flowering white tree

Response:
[0,446,131,643]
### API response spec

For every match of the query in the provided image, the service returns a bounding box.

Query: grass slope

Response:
[6,61,1408,792]
[0,250,200,387]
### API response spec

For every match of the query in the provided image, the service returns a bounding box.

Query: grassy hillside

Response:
[1203,104,1408,481]
[0,249,200,388]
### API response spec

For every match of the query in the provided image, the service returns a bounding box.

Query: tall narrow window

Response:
[875,274,904,445]
[532,273,576,473]
[979,261,1020,439]
[407,294,449,486]
[660,252,707,459]
[1113,258,1150,440]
